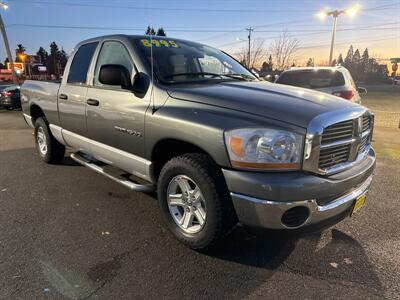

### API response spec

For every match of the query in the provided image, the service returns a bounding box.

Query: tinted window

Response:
[67,42,98,85]
[94,41,134,87]
[277,70,345,89]
[133,37,256,84]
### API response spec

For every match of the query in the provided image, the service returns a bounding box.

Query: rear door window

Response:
[277,70,345,89]
[67,42,98,85]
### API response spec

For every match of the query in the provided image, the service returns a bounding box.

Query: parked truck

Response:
[21,35,375,249]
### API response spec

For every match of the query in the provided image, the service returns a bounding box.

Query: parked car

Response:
[21,35,375,249]
[275,66,367,104]
[0,85,21,110]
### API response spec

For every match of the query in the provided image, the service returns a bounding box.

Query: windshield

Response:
[133,37,257,84]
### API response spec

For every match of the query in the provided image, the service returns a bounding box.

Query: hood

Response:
[167,81,360,128]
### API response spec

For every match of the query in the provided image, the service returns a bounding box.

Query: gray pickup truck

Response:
[21,35,375,249]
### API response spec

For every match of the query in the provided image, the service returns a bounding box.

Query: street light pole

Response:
[0,2,17,84]
[328,11,341,66]
[317,4,360,66]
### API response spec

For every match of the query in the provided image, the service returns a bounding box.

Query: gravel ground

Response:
[0,110,399,299]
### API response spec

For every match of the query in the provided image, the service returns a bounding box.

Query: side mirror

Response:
[132,72,150,96]
[357,87,367,94]
[99,64,132,89]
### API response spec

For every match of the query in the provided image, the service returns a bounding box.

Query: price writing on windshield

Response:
[140,39,179,48]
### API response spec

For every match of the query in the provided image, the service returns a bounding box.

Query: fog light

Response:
[281,206,310,228]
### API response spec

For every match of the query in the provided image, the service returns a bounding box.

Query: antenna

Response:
[146,2,156,114]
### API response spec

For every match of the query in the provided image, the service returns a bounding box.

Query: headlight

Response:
[224,128,303,170]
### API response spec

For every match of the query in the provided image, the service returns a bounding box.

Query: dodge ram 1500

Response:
[21,35,375,249]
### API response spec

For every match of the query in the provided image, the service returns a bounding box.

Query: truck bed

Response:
[21,80,61,126]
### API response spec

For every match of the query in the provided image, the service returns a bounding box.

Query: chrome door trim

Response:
[49,124,67,145]
[51,125,153,182]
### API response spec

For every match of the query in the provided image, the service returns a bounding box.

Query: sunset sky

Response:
[1,0,399,67]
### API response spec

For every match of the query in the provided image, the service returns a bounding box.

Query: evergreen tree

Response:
[156,27,166,36]
[261,61,268,72]
[306,57,314,67]
[145,26,156,35]
[59,49,68,73]
[352,49,361,80]
[353,49,361,64]
[47,42,61,76]
[331,59,337,66]
[344,45,354,66]
[361,48,369,72]
[36,47,48,65]
[337,53,344,65]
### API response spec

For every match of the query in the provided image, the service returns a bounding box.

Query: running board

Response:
[70,152,155,193]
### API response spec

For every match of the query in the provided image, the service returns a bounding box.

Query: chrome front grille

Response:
[362,114,371,132]
[320,120,353,145]
[317,113,372,172]
[319,144,351,169]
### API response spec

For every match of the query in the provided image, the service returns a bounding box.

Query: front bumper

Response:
[223,148,376,230]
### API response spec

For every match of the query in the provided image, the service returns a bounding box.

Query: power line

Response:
[5,0,400,13]
[5,22,400,34]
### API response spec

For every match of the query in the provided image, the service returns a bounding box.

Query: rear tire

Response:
[157,153,236,249]
[34,117,65,164]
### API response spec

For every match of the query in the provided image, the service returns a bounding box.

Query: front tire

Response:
[34,117,65,164]
[157,153,236,249]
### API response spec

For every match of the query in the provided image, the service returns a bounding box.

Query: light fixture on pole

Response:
[317,3,360,66]
[0,2,18,84]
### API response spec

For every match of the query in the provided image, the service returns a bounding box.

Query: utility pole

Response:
[0,2,18,84]
[246,27,253,68]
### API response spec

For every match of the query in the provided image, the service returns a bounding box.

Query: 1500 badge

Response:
[114,126,142,137]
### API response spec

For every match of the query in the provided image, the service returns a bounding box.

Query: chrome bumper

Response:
[230,175,373,230]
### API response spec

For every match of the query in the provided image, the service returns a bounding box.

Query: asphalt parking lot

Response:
[1,109,399,299]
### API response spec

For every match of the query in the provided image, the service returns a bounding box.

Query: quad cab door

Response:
[58,41,99,151]
[85,40,151,177]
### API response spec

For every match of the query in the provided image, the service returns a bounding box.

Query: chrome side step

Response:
[70,152,155,193]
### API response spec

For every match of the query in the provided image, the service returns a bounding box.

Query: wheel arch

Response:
[151,138,217,181]
[30,104,46,124]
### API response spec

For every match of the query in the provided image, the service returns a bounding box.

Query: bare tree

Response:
[269,31,300,71]
[236,39,267,69]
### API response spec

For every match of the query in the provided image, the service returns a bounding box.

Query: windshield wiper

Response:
[164,72,255,82]
[220,73,254,81]
[164,72,224,79]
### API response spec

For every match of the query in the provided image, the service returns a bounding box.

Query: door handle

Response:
[87,99,100,106]
[59,93,68,100]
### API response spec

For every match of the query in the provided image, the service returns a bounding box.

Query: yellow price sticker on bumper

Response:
[140,39,179,48]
